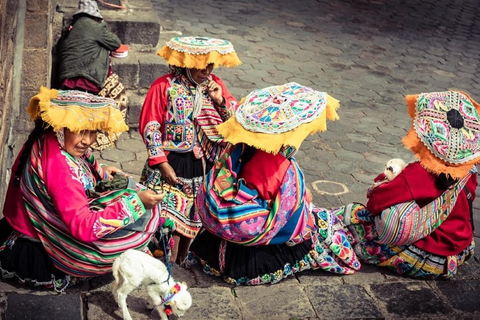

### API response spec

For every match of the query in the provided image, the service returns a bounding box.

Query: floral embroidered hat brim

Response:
[27,86,128,136]
[403,90,480,179]
[217,82,340,156]
[157,36,242,69]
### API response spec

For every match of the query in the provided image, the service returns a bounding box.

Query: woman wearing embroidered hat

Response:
[139,36,241,265]
[0,87,165,292]
[186,82,361,285]
[342,90,480,279]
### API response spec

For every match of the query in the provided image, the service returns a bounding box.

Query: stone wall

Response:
[0,0,21,214]
[0,0,55,214]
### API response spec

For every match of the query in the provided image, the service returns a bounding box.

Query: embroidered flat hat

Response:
[402,90,480,179]
[217,82,340,155]
[158,36,242,69]
[27,86,128,137]
[74,0,103,19]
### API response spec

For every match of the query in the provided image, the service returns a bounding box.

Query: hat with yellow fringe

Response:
[217,82,340,155]
[402,90,480,179]
[157,36,242,69]
[27,87,128,137]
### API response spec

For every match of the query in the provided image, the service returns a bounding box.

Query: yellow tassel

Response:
[218,95,340,154]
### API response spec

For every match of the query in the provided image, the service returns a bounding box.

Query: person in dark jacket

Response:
[57,0,121,94]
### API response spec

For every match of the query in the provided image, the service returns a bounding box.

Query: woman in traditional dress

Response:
[343,90,479,279]
[0,87,165,292]
[139,36,241,264]
[186,83,361,285]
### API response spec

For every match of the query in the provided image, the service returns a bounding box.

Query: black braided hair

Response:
[435,172,458,191]
[13,120,51,186]
[240,144,256,165]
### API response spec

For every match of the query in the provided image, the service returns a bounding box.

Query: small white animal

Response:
[112,249,192,320]
[383,158,407,181]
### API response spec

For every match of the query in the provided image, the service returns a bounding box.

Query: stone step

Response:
[125,90,146,129]
[111,46,169,90]
[56,0,161,47]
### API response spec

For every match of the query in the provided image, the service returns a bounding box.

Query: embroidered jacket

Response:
[139,72,237,167]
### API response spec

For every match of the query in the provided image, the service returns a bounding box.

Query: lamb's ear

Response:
[170,301,177,306]
[182,281,188,288]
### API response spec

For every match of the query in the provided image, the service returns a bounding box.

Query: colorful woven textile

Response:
[27,86,128,136]
[91,73,128,150]
[217,83,340,154]
[141,165,202,239]
[197,144,313,246]
[158,36,242,69]
[403,91,480,179]
[22,137,159,277]
[345,204,475,279]
[374,172,471,246]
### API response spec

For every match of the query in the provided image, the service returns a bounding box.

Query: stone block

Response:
[112,51,140,89]
[104,10,160,47]
[6,293,82,320]
[437,280,480,313]
[371,282,451,318]
[124,0,153,10]
[25,0,50,12]
[236,279,317,319]
[306,284,383,319]
[21,49,49,90]
[125,92,145,129]
[24,13,48,48]
[138,52,168,88]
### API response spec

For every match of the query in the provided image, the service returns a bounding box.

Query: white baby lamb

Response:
[383,158,407,181]
[112,249,192,320]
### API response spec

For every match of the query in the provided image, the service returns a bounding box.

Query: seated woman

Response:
[0,87,165,292]
[187,83,361,285]
[343,90,479,279]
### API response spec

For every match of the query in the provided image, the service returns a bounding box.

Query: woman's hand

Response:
[207,79,224,105]
[102,165,123,180]
[138,189,165,209]
[306,188,313,203]
[157,162,179,185]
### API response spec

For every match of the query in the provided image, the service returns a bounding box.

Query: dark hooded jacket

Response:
[57,15,121,88]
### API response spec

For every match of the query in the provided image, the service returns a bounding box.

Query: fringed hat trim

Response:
[157,36,242,69]
[27,87,129,135]
[218,83,339,154]
[403,90,480,179]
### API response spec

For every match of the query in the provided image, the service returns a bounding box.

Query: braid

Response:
[13,120,49,186]
[435,173,458,191]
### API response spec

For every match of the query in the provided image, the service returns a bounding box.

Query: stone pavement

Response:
[3,0,480,319]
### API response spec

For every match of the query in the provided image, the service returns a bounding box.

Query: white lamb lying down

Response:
[112,249,192,320]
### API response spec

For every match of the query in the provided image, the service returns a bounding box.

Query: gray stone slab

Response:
[101,148,135,163]
[6,293,82,320]
[436,280,480,313]
[306,284,383,319]
[235,279,317,320]
[184,287,242,320]
[371,282,451,318]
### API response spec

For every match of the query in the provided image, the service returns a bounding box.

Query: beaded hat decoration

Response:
[217,82,340,154]
[157,36,242,69]
[27,86,128,136]
[402,90,480,179]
